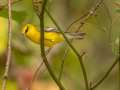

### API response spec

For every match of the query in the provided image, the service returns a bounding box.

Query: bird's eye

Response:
[25,26,29,34]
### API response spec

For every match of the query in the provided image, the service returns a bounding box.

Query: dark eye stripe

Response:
[25,26,29,34]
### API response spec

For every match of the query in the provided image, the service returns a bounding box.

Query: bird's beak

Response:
[22,28,25,34]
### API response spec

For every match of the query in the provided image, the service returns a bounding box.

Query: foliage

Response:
[0,0,120,90]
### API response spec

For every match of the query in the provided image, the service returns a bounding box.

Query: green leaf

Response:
[116,9,120,13]
[0,9,26,22]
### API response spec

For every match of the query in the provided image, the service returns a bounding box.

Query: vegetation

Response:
[0,0,120,90]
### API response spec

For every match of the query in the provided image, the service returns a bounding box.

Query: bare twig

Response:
[27,48,52,90]
[90,57,119,90]
[58,0,103,82]
[114,2,120,8]
[26,62,44,90]
[58,45,86,81]
[36,0,65,90]
[118,35,120,89]
[118,60,120,89]
[32,48,51,82]
[0,0,23,10]
[58,47,69,81]
[32,61,44,81]
[1,0,12,90]
[59,1,104,84]
[67,0,104,32]
[45,9,89,90]
[102,2,112,42]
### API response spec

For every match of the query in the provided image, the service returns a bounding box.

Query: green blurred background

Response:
[0,0,120,90]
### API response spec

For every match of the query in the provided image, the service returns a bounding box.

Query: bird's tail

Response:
[45,27,86,39]
[65,32,86,39]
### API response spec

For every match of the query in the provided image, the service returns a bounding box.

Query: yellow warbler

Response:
[22,24,85,47]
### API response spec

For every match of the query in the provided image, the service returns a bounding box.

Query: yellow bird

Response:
[22,24,85,47]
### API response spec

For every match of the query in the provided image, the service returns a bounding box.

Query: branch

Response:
[67,0,104,32]
[38,0,65,90]
[57,0,103,83]
[1,0,12,90]
[0,0,23,10]
[58,46,69,81]
[90,57,119,90]
[118,35,120,89]
[45,9,89,90]
[27,48,52,90]
[32,48,51,82]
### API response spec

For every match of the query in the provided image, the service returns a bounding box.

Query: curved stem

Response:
[67,0,104,32]
[58,47,69,81]
[90,57,119,90]
[27,48,52,90]
[32,48,51,82]
[39,0,65,90]
[1,0,12,90]
[0,0,23,10]
[45,9,89,90]
[118,36,120,89]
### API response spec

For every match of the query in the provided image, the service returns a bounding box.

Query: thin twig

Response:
[58,0,103,82]
[26,62,43,90]
[58,47,69,81]
[38,0,65,90]
[102,2,112,42]
[0,0,23,10]
[118,60,120,89]
[32,61,44,82]
[32,48,51,82]
[45,9,89,90]
[1,0,12,90]
[67,0,104,32]
[58,44,85,81]
[90,57,119,90]
[118,35,120,89]
[27,48,52,90]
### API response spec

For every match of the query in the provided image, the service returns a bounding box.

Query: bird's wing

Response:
[44,27,59,32]
[44,27,86,38]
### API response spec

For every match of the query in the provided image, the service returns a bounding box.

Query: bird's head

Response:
[22,24,41,44]
[22,24,38,37]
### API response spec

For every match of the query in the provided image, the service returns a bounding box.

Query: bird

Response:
[22,24,85,47]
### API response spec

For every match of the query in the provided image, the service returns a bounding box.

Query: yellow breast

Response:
[44,32,64,47]
[22,24,64,47]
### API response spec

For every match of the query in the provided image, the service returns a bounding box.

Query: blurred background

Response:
[0,0,120,90]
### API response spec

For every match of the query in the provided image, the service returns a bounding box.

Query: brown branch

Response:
[27,48,52,90]
[45,9,89,90]
[67,0,104,32]
[32,48,51,82]
[118,35,120,89]
[31,0,65,90]
[58,46,69,81]
[0,0,23,11]
[34,0,65,90]
[1,0,12,90]
[90,57,119,90]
